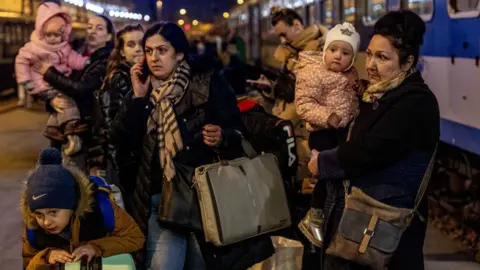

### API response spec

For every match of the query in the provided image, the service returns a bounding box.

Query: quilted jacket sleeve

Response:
[295,64,337,129]
[15,45,35,85]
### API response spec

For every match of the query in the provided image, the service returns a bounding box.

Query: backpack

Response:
[240,104,298,193]
[26,176,115,250]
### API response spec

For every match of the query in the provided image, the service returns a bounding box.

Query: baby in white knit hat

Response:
[295,22,362,248]
[295,22,362,133]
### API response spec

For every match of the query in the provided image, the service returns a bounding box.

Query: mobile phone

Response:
[138,57,150,83]
[246,79,271,88]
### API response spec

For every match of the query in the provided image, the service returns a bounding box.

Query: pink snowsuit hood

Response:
[34,2,72,42]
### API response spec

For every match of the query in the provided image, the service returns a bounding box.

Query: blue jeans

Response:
[145,194,207,270]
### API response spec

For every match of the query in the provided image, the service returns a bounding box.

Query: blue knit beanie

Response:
[27,148,77,211]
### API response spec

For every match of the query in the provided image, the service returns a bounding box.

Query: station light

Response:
[178,19,185,26]
[108,10,145,21]
[223,12,229,19]
[86,2,104,14]
[237,0,244,4]
[180,9,187,15]
[156,1,163,8]
[192,20,199,26]
[64,0,84,8]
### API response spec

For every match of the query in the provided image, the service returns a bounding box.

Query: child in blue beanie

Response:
[21,148,144,269]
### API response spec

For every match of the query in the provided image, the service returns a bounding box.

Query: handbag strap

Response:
[342,117,356,194]
[413,144,437,211]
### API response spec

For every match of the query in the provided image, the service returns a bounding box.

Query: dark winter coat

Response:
[110,70,274,269]
[317,71,440,270]
[43,46,112,171]
[99,61,139,191]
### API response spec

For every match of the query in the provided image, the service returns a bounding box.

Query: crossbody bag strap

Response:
[342,117,356,194]
[413,144,438,211]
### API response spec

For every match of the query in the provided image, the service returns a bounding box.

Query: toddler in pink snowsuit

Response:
[15,2,87,155]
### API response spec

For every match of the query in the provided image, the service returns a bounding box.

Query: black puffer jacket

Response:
[99,61,138,190]
[111,70,274,269]
[43,46,112,171]
[101,61,132,131]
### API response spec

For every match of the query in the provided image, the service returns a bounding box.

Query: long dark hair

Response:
[373,10,425,67]
[107,24,145,75]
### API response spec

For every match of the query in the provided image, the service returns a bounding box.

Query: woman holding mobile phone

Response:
[110,22,274,269]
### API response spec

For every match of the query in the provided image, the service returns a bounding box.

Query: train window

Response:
[323,0,333,26]
[388,0,401,10]
[308,4,320,25]
[261,17,271,34]
[295,7,306,23]
[448,0,480,18]
[408,0,434,21]
[364,0,387,25]
[343,0,356,22]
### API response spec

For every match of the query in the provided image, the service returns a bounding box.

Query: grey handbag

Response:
[194,140,291,246]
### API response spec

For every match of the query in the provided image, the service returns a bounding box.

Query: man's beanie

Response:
[26,148,77,211]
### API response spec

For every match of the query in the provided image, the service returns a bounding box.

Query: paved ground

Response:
[0,101,479,269]
[0,102,49,269]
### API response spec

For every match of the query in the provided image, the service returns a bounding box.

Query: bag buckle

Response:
[363,228,375,238]
[358,215,379,254]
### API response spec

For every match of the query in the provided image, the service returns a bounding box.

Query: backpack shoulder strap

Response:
[26,227,39,250]
[89,176,115,234]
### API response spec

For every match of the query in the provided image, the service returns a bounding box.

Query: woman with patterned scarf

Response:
[306,11,440,269]
[110,22,274,270]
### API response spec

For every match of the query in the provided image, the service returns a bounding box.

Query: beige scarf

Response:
[362,69,416,103]
[147,61,190,181]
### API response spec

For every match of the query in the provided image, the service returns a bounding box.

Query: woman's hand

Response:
[48,249,73,264]
[308,149,319,176]
[50,96,75,114]
[33,62,53,75]
[203,124,222,147]
[72,244,97,262]
[130,63,150,98]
